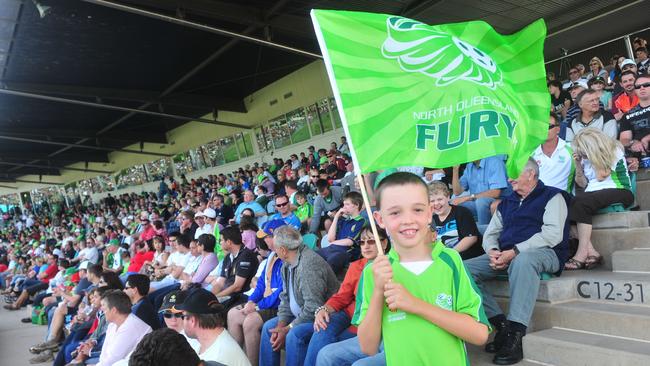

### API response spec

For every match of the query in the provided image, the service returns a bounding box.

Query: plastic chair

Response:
[596,172,637,214]
[302,233,318,250]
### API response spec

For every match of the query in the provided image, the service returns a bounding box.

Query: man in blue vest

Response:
[465,158,570,365]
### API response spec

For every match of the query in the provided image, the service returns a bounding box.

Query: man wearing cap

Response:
[177,288,251,366]
[228,220,285,366]
[565,89,617,142]
[613,70,639,120]
[268,194,301,230]
[103,239,125,273]
[259,226,339,366]
[193,211,208,240]
[209,227,258,309]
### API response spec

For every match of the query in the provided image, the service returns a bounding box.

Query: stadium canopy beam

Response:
[0,151,110,163]
[0,135,171,157]
[0,161,111,174]
[15,179,65,186]
[0,168,61,176]
[0,127,169,145]
[3,82,247,113]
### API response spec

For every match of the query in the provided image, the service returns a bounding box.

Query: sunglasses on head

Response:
[163,312,183,319]
[634,82,650,89]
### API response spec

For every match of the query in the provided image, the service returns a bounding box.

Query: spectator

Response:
[268,194,301,230]
[149,233,190,291]
[465,159,570,365]
[451,156,508,228]
[239,215,259,251]
[309,179,344,234]
[121,241,155,282]
[227,220,285,366]
[338,136,349,155]
[125,274,160,330]
[566,89,617,142]
[211,194,233,227]
[232,190,266,225]
[259,226,339,366]
[317,191,366,275]
[294,192,313,228]
[3,253,59,310]
[585,56,609,81]
[357,172,489,365]
[636,47,649,75]
[620,74,650,153]
[548,80,571,119]
[613,70,639,120]
[532,113,576,192]
[612,58,637,97]
[209,227,258,309]
[567,129,634,269]
[560,81,590,139]
[176,288,251,366]
[588,76,612,111]
[185,234,218,289]
[306,226,390,366]
[179,210,199,241]
[429,181,483,260]
[95,289,152,366]
[562,66,584,90]
[128,328,225,366]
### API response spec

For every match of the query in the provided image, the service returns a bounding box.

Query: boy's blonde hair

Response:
[428,181,450,198]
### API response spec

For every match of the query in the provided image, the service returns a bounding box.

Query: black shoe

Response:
[485,320,509,353]
[21,317,32,323]
[493,330,524,365]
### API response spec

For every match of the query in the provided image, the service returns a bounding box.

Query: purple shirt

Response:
[192,253,218,285]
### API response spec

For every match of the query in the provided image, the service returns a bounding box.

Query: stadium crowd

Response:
[0,40,649,366]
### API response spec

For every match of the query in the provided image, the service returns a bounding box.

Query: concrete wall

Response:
[3,60,336,196]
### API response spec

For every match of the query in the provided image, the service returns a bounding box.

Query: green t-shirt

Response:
[356,241,490,366]
[295,202,313,222]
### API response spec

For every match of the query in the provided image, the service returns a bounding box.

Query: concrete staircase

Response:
[477,171,650,366]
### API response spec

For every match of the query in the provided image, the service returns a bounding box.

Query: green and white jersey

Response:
[356,241,490,366]
[110,248,125,271]
[532,138,576,193]
[583,148,631,192]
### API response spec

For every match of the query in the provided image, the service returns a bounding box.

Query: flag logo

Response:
[382,17,502,89]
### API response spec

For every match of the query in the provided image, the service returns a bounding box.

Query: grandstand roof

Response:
[0,0,648,190]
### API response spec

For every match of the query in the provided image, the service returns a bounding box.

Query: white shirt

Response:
[583,148,630,192]
[96,314,152,366]
[79,247,99,264]
[192,330,251,366]
[165,251,191,280]
[532,138,575,192]
[183,254,203,276]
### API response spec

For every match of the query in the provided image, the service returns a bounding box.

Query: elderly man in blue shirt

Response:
[232,190,267,225]
[451,155,509,230]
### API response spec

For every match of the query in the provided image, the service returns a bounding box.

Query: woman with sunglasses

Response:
[304,226,390,366]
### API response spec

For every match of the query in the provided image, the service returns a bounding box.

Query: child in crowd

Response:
[294,192,313,230]
[357,172,490,365]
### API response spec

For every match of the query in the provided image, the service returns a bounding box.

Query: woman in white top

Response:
[566,129,634,270]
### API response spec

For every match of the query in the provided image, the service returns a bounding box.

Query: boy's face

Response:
[374,183,432,249]
[342,199,359,215]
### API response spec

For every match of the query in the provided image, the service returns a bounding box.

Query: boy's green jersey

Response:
[295,202,313,222]
[356,241,490,366]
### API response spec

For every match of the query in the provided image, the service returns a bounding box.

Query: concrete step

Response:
[486,270,650,306]
[592,211,650,229]
[635,168,650,182]
[467,344,548,365]
[524,327,650,366]
[612,249,650,273]
[591,227,650,270]
[637,180,650,210]
[527,301,650,341]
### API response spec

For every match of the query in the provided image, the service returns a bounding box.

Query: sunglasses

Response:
[361,239,383,246]
[634,82,650,89]
[311,175,319,178]
[275,202,289,208]
[163,312,184,319]
[549,124,560,130]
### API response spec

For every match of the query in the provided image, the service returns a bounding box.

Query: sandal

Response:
[564,258,586,270]
[585,255,604,270]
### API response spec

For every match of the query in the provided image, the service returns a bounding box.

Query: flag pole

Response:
[356,174,384,256]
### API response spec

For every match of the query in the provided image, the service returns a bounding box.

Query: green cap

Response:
[64,267,78,276]
[108,239,120,247]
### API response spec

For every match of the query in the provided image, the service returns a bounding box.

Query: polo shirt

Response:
[620,104,650,141]
[269,212,301,230]
[233,202,266,224]
[565,111,617,142]
[356,242,490,366]
[220,248,259,292]
[532,138,575,192]
[336,215,365,245]
[459,156,508,194]
[583,148,631,192]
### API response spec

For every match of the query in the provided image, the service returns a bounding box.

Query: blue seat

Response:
[302,233,318,249]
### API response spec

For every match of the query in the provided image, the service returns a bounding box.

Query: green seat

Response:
[302,233,318,250]
[495,272,552,281]
[596,172,636,214]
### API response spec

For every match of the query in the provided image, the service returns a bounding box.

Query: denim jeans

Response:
[316,336,386,366]
[459,197,496,226]
[260,316,315,366]
[464,248,560,327]
[304,311,355,366]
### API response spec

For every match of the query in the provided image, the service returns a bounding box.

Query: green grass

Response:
[223,144,239,163]
[243,133,254,156]
[291,123,311,144]
[321,113,334,132]
[310,120,322,135]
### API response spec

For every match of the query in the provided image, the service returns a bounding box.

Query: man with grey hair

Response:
[565,89,617,143]
[259,226,339,366]
[465,158,571,365]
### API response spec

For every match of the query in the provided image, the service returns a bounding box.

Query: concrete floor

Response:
[0,305,47,364]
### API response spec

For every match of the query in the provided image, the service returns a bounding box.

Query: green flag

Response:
[311,10,549,177]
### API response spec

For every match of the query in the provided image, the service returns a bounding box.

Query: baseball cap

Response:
[159,290,188,313]
[174,288,223,314]
[621,58,636,69]
[202,208,216,219]
[108,239,120,247]
[256,219,287,239]
[568,80,588,90]
[195,211,205,218]
[79,261,90,270]
[588,76,606,86]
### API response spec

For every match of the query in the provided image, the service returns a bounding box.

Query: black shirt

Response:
[551,91,571,114]
[220,247,259,293]
[214,205,234,226]
[620,104,650,141]
[432,205,483,260]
